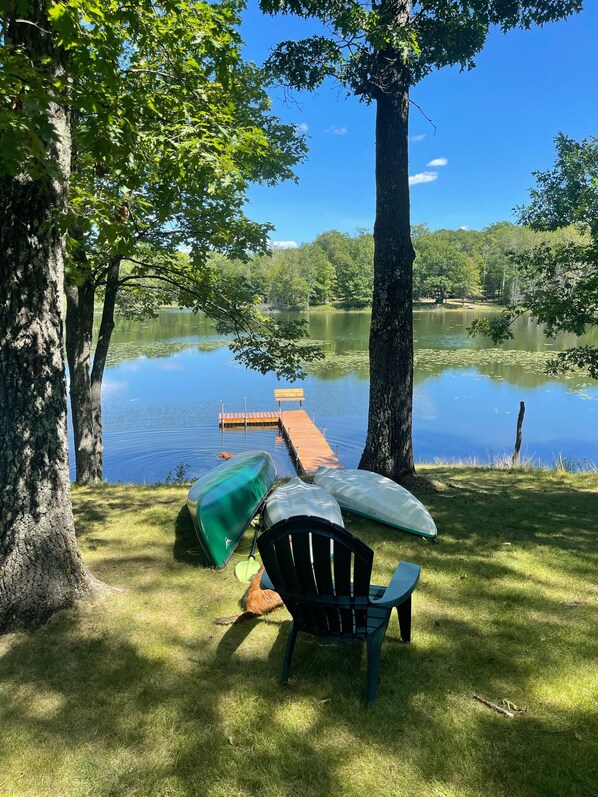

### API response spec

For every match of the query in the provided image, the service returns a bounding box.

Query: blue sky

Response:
[240,1,598,247]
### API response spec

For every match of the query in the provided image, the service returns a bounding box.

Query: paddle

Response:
[234,528,261,583]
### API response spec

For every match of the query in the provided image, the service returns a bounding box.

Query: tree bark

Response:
[359,62,415,479]
[64,256,120,484]
[89,258,121,478]
[0,5,101,633]
[65,278,101,483]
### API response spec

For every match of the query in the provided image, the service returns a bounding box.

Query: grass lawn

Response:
[1,467,597,797]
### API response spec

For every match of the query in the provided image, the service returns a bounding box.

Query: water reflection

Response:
[76,308,597,482]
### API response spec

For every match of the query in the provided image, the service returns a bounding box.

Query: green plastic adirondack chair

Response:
[258,515,421,705]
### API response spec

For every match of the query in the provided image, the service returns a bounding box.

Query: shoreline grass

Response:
[1,467,597,797]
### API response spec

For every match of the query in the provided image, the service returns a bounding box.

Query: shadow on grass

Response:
[173,504,210,567]
[2,470,593,796]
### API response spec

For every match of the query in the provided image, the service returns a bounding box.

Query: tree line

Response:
[209,222,586,311]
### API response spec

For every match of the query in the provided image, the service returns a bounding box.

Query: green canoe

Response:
[186,450,277,569]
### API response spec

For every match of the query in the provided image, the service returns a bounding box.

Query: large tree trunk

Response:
[359,65,415,479]
[0,6,101,633]
[65,278,101,483]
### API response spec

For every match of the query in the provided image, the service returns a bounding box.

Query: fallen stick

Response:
[473,694,514,718]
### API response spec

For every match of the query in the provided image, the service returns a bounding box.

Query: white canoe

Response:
[313,467,437,539]
[263,477,344,529]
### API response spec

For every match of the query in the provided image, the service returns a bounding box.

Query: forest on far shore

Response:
[207,222,585,311]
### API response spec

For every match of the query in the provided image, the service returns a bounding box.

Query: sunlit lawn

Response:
[0,467,597,797]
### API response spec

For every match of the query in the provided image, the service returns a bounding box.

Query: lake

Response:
[76,308,598,483]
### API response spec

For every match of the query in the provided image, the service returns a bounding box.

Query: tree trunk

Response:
[359,67,415,479]
[0,6,101,632]
[89,258,121,478]
[65,278,101,483]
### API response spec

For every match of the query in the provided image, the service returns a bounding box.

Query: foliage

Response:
[470,135,598,379]
[58,0,316,377]
[208,224,584,311]
[1,0,315,380]
[164,462,191,484]
[413,232,480,302]
[118,251,324,379]
[268,249,312,310]
[258,1,582,96]
[519,133,598,238]
[480,222,532,302]
[65,0,307,267]
[317,230,373,307]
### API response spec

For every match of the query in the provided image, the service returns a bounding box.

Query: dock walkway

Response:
[218,408,341,475]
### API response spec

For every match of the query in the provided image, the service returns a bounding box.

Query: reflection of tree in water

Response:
[309,348,595,389]
[102,308,597,386]
[100,309,219,346]
[105,339,227,367]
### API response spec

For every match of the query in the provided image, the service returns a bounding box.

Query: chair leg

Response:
[366,632,384,705]
[281,622,298,686]
[397,596,412,643]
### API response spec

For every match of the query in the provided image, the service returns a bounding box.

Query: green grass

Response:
[1,468,597,797]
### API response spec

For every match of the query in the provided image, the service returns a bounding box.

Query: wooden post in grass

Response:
[512,401,525,466]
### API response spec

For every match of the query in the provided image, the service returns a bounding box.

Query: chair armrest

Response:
[370,561,420,608]
[259,569,276,591]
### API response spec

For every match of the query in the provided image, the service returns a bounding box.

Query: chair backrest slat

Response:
[353,548,372,597]
[312,534,334,595]
[333,542,352,596]
[272,534,299,592]
[292,532,318,595]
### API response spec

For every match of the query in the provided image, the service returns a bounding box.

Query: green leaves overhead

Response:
[266,37,344,90]
[259,0,583,93]
[2,0,306,261]
[0,0,314,380]
[61,0,306,267]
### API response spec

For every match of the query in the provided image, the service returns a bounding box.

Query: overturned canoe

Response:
[187,450,277,568]
[313,467,437,539]
[264,477,344,529]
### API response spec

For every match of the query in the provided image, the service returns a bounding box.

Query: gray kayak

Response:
[263,477,344,529]
[313,467,437,539]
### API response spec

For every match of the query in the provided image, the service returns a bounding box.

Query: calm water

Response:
[71,309,598,482]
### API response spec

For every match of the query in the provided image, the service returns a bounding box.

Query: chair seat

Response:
[292,603,391,642]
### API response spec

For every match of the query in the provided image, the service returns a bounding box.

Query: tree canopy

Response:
[50,0,323,483]
[470,135,597,379]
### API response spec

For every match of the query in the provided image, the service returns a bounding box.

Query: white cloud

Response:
[427,157,448,167]
[408,171,438,186]
[270,240,298,250]
[459,225,469,231]
[324,125,348,135]
[295,123,309,133]
[409,134,427,142]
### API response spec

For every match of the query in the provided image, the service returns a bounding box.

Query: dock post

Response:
[243,396,247,429]
[336,444,339,458]
[323,426,326,438]
[220,400,224,427]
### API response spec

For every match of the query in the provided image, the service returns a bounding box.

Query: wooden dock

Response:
[219,411,281,426]
[218,408,342,475]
